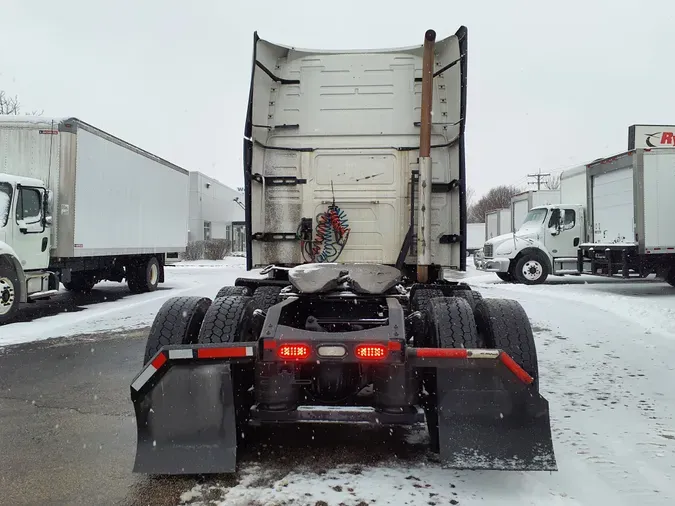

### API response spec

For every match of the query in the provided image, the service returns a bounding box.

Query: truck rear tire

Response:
[197,295,255,446]
[453,289,483,314]
[215,285,250,300]
[63,273,96,293]
[143,296,211,364]
[198,295,253,343]
[128,257,160,294]
[423,297,480,452]
[251,286,282,313]
[666,267,675,287]
[0,264,20,324]
[474,298,539,390]
[411,288,444,346]
[513,254,549,285]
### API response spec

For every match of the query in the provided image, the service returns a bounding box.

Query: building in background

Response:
[188,172,245,254]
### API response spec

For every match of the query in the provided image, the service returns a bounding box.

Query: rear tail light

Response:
[277,343,310,360]
[355,344,387,360]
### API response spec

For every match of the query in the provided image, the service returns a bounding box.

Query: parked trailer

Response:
[486,208,512,239]
[466,222,485,254]
[129,27,556,476]
[0,117,189,322]
[511,190,560,231]
[578,148,675,284]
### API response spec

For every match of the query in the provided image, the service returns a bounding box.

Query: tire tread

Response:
[144,296,211,363]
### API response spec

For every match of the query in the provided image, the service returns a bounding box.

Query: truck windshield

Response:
[519,208,548,230]
[0,183,12,228]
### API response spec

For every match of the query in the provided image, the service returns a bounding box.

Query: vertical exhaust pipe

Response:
[417,29,436,283]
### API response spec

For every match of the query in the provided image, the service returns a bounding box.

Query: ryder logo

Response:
[645,131,675,147]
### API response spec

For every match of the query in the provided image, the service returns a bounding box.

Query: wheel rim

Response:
[149,263,159,286]
[0,277,16,315]
[522,260,543,281]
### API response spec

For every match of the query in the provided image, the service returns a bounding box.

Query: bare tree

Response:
[468,184,521,223]
[0,90,43,116]
[544,173,561,190]
[465,186,476,209]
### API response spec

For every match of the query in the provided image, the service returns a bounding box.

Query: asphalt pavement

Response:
[0,328,431,506]
[0,329,194,506]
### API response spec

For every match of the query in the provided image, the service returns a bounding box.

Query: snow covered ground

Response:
[2,259,674,504]
[0,256,253,347]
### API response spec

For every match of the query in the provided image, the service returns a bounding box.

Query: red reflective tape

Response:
[388,340,402,351]
[197,347,249,359]
[151,352,167,370]
[415,348,468,358]
[263,340,277,349]
[499,352,534,385]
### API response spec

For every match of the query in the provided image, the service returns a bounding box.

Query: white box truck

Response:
[476,151,675,286]
[485,208,511,240]
[578,148,675,283]
[0,116,189,323]
[476,165,585,283]
[510,190,560,231]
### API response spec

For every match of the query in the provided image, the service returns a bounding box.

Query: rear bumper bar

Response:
[130,342,534,396]
[130,341,555,474]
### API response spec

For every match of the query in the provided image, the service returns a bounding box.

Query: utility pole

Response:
[527,168,551,190]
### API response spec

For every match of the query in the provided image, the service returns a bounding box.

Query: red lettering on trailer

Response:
[661,132,675,145]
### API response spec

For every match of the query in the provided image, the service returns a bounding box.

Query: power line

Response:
[527,169,551,190]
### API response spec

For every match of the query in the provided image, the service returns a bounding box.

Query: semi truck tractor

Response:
[476,150,675,285]
[128,27,556,476]
[0,117,189,323]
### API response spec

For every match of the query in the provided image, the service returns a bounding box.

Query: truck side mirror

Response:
[43,190,53,227]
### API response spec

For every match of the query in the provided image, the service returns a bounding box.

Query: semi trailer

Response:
[0,117,189,323]
[129,27,557,475]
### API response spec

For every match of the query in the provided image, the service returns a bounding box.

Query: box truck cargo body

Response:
[579,148,675,283]
[510,190,560,231]
[485,208,511,239]
[466,222,485,253]
[559,165,587,206]
[0,116,189,322]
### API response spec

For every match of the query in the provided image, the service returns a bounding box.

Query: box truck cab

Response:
[476,203,586,284]
[0,174,57,318]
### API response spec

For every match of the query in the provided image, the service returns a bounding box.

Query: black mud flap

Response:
[434,367,557,471]
[132,362,238,475]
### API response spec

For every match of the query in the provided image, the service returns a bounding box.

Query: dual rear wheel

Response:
[420,292,539,451]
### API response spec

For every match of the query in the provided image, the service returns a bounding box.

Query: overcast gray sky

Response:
[2,0,673,197]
